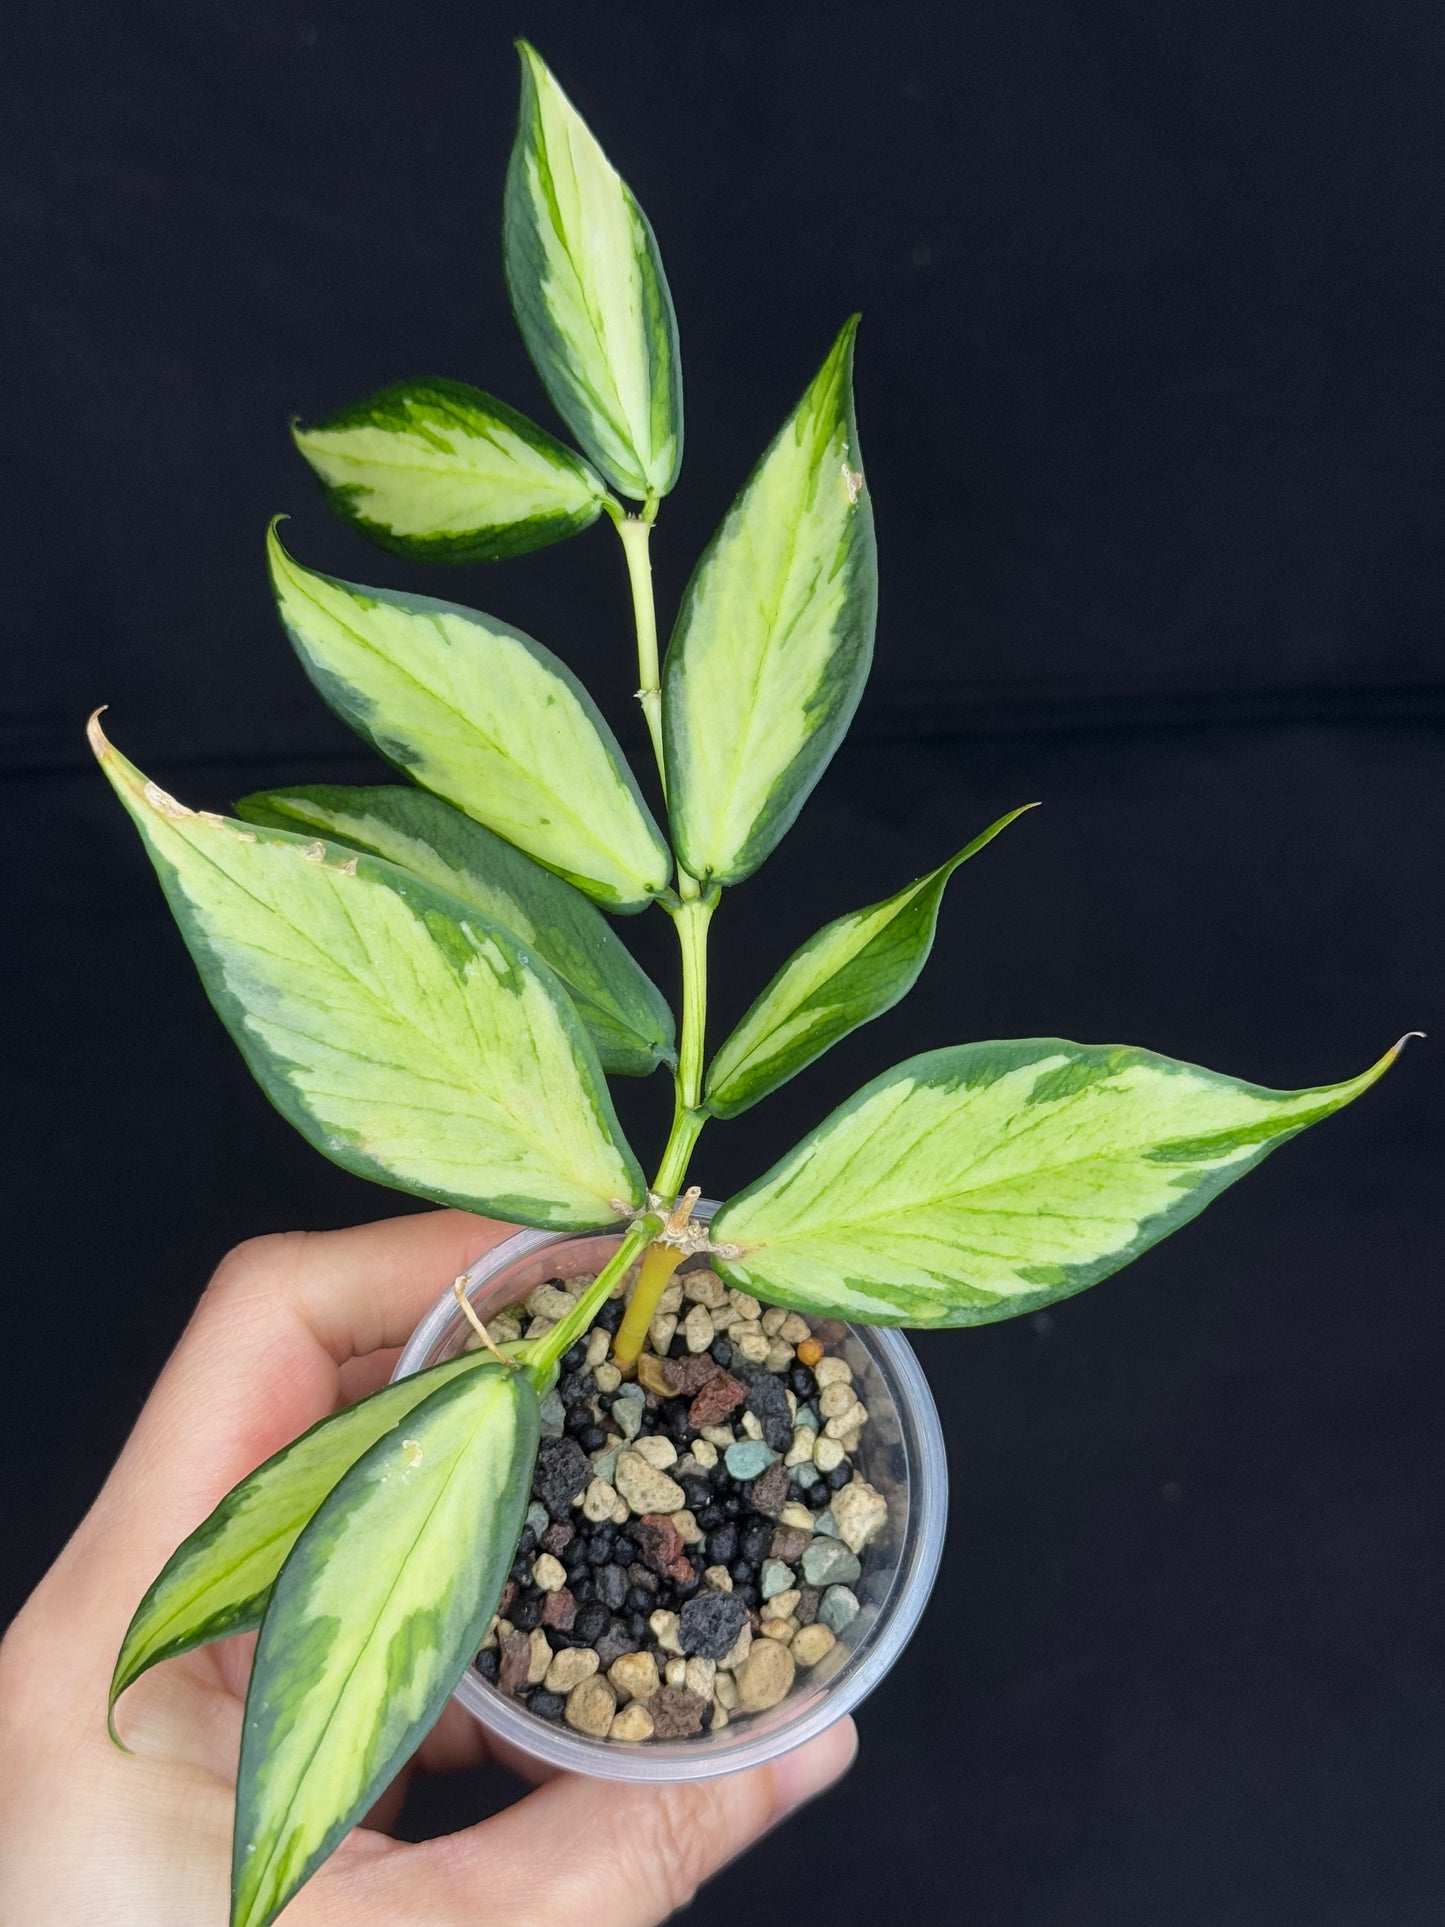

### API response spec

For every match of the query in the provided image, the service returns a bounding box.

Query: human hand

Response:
[0,1210,857,1925]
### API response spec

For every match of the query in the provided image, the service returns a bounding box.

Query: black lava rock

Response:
[707,1522,739,1567]
[825,1461,852,1492]
[595,1299,625,1335]
[533,1436,591,1519]
[474,1648,500,1682]
[789,1364,818,1400]
[677,1588,749,1660]
[573,1601,611,1645]
[709,1336,732,1367]
[510,1595,542,1633]
[530,1690,566,1722]
[745,1373,794,1451]
[596,1562,630,1612]
[740,1520,773,1566]
[560,1340,587,1373]
[594,1618,638,1669]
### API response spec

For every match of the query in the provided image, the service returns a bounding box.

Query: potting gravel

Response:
[472,1263,889,1743]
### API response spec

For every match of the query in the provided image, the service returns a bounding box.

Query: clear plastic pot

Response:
[391,1204,947,1781]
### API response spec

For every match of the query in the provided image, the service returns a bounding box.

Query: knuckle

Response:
[203,1229,302,1305]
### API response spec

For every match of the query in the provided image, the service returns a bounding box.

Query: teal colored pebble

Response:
[759,1557,796,1600]
[812,1506,841,1539]
[795,1405,820,1433]
[524,1500,550,1539]
[612,1385,644,1439]
[819,1584,861,1633]
[725,1439,776,1481]
[800,1538,862,1587]
[538,1386,565,1430]
[793,1462,820,1489]
[591,1446,619,1487]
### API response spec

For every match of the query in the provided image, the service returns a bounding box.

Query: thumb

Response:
[360,1718,858,1925]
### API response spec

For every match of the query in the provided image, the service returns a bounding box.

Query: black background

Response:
[5,3,1443,1922]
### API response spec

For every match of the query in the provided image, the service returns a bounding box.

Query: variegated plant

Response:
[94,41,1412,1927]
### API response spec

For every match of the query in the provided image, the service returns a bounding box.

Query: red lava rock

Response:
[540,1520,575,1556]
[794,1585,821,1627]
[668,1353,721,1396]
[498,1630,533,1697]
[770,1525,810,1564]
[496,1579,518,1618]
[747,1462,790,1519]
[631,1514,694,1584]
[649,1685,708,1739]
[688,1371,747,1428]
[541,1587,577,1632]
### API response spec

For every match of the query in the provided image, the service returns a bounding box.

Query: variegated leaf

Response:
[267,525,670,912]
[504,41,682,499]
[705,805,1034,1117]
[237,784,674,1076]
[91,718,645,1228]
[293,377,606,562]
[111,1349,494,1725]
[663,319,877,885]
[712,1038,1407,1326]
[232,1364,539,1927]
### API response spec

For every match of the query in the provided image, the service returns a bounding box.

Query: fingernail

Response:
[770,1717,858,1817]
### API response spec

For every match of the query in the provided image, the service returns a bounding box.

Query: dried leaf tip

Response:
[85,706,111,760]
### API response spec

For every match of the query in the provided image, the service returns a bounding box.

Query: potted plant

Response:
[92,41,1412,1927]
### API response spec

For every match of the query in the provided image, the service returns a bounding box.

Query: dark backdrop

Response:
[5,3,1443,1923]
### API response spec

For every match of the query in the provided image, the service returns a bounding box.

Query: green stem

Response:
[616,515,667,792]
[525,1215,659,1385]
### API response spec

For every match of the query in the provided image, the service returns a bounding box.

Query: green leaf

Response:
[663,319,878,886]
[110,1349,496,1729]
[267,524,670,912]
[237,783,674,1076]
[232,1363,539,1927]
[705,806,1035,1117]
[292,377,607,563]
[712,1037,1409,1326]
[91,717,645,1228]
[503,41,682,500]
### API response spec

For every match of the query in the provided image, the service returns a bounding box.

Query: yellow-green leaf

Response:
[713,1037,1410,1326]
[267,525,670,912]
[237,784,674,1076]
[293,377,606,562]
[504,41,682,499]
[110,1349,495,1729]
[91,718,645,1229]
[705,806,1034,1117]
[663,319,877,885]
[232,1364,539,1927]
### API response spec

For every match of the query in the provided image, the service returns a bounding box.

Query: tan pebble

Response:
[796,1337,825,1367]
[610,1497,629,1525]
[674,1508,704,1546]
[609,1701,655,1743]
[766,1340,795,1374]
[832,1477,889,1552]
[813,1355,854,1389]
[649,1312,678,1354]
[761,1306,789,1337]
[525,1315,554,1339]
[635,1354,674,1398]
[826,1409,869,1446]
[615,1451,685,1514]
[691,1439,719,1469]
[664,1656,688,1688]
[683,1268,727,1308]
[735,1333,771,1364]
[494,1617,515,1642]
[709,1303,739,1331]
[532,1552,566,1592]
[785,1388,798,1415]
[545,1646,599,1694]
[779,1313,812,1344]
[710,1701,730,1731]
[730,1317,763,1338]
[585,1328,611,1369]
[700,1424,736,1447]
[813,1435,846,1473]
[526,1628,552,1685]
[478,1614,499,1652]
[487,1311,522,1345]
[594,1362,622,1394]
[526,1283,576,1323]
[583,1479,617,1522]
[657,1278,684,1315]
[683,1304,714,1353]
[718,1622,753,1671]
[786,1427,818,1467]
[566,1272,596,1297]
[739,1411,764,1441]
[703,1564,733,1591]
[778,1502,814,1530]
[728,1289,762,1320]
[791,1623,837,1669]
[630,1434,678,1470]
[760,1617,797,1643]
[608,1651,660,1701]
[761,1588,801,1622]
[736,1639,796,1711]
[564,1675,616,1738]
[684,1657,716,1698]
[714,1671,739,1710]
[649,1609,684,1655]
[819,1381,859,1421]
